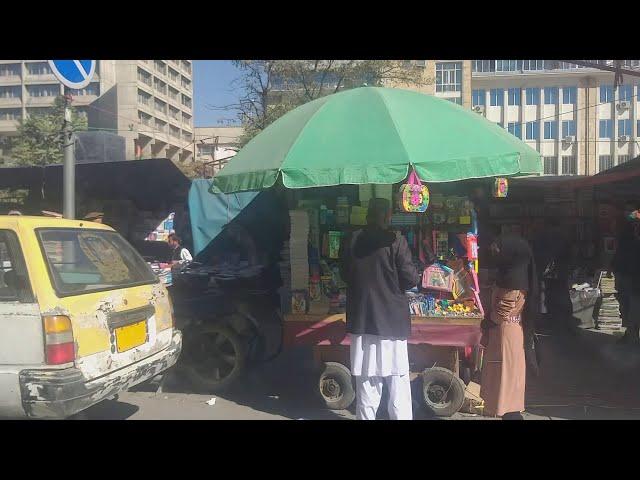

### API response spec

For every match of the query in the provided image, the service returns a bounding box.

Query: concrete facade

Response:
[471,60,640,175]
[0,60,193,162]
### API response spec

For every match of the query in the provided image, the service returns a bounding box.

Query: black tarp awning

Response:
[0,158,190,214]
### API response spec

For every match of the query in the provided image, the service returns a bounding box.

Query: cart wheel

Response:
[421,367,466,417]
[182,324,248,394]
[318,362,355,410]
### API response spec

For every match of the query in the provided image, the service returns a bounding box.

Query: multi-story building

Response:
[392,60,472,108]
[471,60,640,175]
[0,60,194,162]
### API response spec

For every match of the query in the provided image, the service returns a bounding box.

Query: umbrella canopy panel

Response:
[212,87,541,193]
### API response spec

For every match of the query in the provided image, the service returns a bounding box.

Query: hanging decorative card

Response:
[493,178,509,198]
[422,264,455,292]
[398,170,430,213]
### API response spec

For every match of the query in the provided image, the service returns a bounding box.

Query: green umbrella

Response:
[212,87,541,193]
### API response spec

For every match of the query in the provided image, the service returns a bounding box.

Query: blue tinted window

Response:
[599,119,613,138]
[544,87,559,105]
[600,85,613,102]
[526,121,539,140]
[619,85,633,102]
[563,87,577,104]
[508,122,522,138]
[472,89,485,106]
[618,119,632,136]
[562,120,576,137]
[508,88,521,106]
[544,121,558,139]
[526,88,540,105]
[490,89,504,106]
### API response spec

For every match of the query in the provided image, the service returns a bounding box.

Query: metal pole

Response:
[62,95,75,219]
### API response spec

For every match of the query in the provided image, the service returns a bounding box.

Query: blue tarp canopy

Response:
[188,179,259,257]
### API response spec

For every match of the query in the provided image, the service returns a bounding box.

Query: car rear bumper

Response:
[19,330,182,419]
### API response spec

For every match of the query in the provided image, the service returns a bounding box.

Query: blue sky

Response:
[193,60,242,127]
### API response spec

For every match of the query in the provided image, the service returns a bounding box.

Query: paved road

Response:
[79,327,640,420]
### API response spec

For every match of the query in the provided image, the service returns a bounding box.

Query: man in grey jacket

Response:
[340,198,419,420]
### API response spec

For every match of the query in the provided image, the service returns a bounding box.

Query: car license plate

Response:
[115,320,147,353]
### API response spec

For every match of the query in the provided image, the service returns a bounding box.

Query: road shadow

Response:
[73,398,140,420]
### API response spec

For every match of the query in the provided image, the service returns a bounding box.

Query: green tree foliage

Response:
[9,96,88,166]
[209,60,432,146]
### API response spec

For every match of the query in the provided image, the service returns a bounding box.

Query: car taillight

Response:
[43,315,75,365]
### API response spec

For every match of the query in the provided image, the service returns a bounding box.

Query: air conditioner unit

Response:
[618,135,630,142]
[472,105,485,113]
[617,101,630,110]
[563,135,575,143]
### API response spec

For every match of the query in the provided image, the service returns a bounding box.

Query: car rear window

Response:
[38,228,158,296]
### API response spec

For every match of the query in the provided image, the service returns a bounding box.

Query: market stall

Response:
[211,86,542,416]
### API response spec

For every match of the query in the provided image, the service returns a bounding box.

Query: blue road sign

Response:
[48,60,96,89]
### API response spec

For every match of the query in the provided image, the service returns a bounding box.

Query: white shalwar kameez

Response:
[350,333,412,420]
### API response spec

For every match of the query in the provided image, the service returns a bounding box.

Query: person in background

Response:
[613,203,640,345]
[340,198,419,420]
[168,233,193,265]
[481,233,539,420]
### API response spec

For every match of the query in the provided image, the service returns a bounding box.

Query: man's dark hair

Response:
[367,198,391,226]
[168,233,181,244]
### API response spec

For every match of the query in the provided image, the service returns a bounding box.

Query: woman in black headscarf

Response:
[480,233,539,420]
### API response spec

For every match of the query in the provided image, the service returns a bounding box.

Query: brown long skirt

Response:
[480,288,526,418]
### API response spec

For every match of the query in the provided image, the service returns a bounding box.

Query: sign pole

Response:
[62,94,75,219]
[48,60,96,220]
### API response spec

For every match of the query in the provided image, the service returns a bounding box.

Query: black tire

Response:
[318,362,355,410]
[182,324,248,394]
[421,367,466,417]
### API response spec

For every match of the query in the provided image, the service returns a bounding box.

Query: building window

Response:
[543,156,558,175]
[544,87,559,105]
[619,85,633,102]
[508,88,521,106]
[526,88,540,105]
[137,89,151,106]
[181,94,192,109]
[600,85,614,103]
[472,89,485,106]
[0,108,21,121]
[472,60,495,73]
[415,60,426,68]
[562,120,576,138]
[154,78,167,96]
[27,107,53,117]
[522,60,546,71]
[435,62,462,93]
[137,68,152,86]
[599,155,613,172]
[26,62,52,76]
[544,121,558,140]
[154,60,167,75]
[599,119,613,138]
[508,122,522,139]
[26,85,59,97]
[182,61,192,74]
[618,119,632,136]
[490,89,503,106]
[168,68,180,83]
[168,87,179,100]
[526,121,539,140]
[496,60,522,72]
[182,113,192,125]
[169,106,180,120]
[65,82,99,97]
[563,86,577,105]
[0,86,21,99]
[562,156,577,175]
[154,119,167,132]
[618,155,630,165]
[0,64,20,77]
[138,111,152,126]
[154,98,167,114]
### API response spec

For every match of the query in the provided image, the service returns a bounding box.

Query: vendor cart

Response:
[283,313,482,417]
